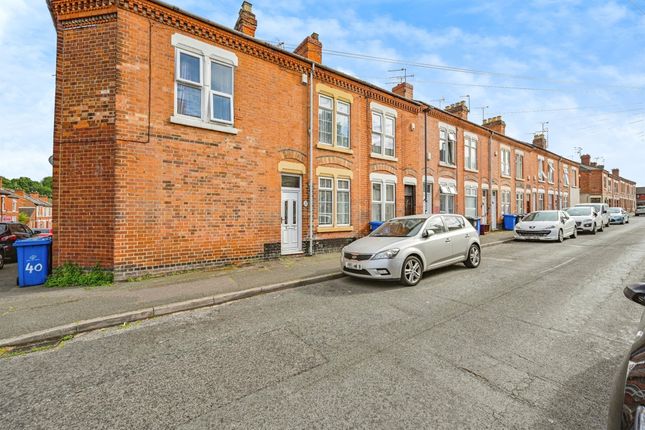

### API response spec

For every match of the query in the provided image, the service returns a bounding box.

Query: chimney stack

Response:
[612,168,620,178]
[445,101,469,120]
[483,116,506,135]
[392,82,413,100]
[294,32,322,63]
[532,133,547,149]
[581,154,591,166]
[234,1,257,37]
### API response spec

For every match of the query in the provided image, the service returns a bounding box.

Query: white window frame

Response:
[500,147,511,177]
[336,178,351,226]
[318,177,334,227]
[464,135,478,171]
[370,103,397,158]
[516,191,524,215]
[170,33,238,134]
[547,160,555,183]
[319,94,351,149]
[563,166,570,187]
[465,185,478,218]
[538,157,545,182]
[501,190,511,214]
[371,179,396,221]
[515,153,524,180]
[318,94,334,145]
[440,127,456,166]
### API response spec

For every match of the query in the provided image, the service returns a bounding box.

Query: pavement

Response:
[0,229,514,345]
[0,220,642,428]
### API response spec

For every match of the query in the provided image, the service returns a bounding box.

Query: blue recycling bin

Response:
[369,221,384,232]
[15,236,52,287]
[503,214,517,231]
[466,217,481,234]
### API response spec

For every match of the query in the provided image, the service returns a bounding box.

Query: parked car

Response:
[609,283,645,429]
[635,206,645,217]
[609,207,630,225]
[514,210,577,242]
[341,214,481,286]
[32,228,53,237]
[0,222,35,269]
[575,203,610,229]
[565,206,601,234]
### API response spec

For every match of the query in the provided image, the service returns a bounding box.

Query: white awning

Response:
[440,183,458,195]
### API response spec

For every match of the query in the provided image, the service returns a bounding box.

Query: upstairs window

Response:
[547,160,555,183]
[464,136,477,170]
[563,166,570,186]
[439,127,456,166]
[538,158,545,182]
[172,33,238,132]
[515,153,524,179]
[372,112,395,157]
[318,95,350,149]
[500,148,511,177]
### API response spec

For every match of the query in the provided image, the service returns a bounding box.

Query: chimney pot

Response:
[483,115,506,135]
[234,1,257,37]
[392,82,413,100]
[612,168,620,177]
[294,32,323,63]
[532,133,547,149]
[444,101,469,120]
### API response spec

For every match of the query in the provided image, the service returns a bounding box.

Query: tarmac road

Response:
[2,218,645,429]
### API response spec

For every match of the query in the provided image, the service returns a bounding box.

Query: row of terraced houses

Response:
[47,0,636,279]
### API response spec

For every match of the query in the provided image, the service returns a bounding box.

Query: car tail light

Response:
[3,235,16,242]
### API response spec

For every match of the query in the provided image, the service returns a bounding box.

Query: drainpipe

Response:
[308,63,315,256]
[488,130,493,224]
[424,106,428,213]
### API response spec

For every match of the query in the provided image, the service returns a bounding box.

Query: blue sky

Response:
[2,0,644,183]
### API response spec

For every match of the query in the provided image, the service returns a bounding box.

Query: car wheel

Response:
[599,223,604,232]
[571,228,577,239]
[557,229,564,243]
[591,224,597,235]
[464,244,481,268]
[401,255,423,286]
[0,252,4,270]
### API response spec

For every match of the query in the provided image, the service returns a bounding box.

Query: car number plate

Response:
[345,261,362,270]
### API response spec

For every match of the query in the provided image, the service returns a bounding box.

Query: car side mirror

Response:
[593,212,598,217]
[625,283,645,306]
[422,229,435,238]
[560,217,565,224]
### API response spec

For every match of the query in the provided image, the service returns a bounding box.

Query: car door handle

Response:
[445,238,451,243]
[465,234,470,238]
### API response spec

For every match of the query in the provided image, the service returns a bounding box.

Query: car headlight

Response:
[585,218,592,222]
[372,248,400,259]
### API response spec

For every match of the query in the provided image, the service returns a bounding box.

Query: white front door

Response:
[491,191,498,230]
[281,176,302,255]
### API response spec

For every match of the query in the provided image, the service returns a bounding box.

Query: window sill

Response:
[439,162,456,169]
[317,226,353,233]
[464,167,479,173]
[170,115,239,135]
[515,177,524,181]
[317,144,354,155]
[370,153,398,162]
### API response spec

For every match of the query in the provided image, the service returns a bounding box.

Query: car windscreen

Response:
[0,224,6,235]
[566,207,592,216]
[371,218,426,237]
[523,212,558,222]
[577,204,600,211]
[608,208,621,213]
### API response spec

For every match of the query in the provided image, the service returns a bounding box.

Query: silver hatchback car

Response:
[341,214,481,286]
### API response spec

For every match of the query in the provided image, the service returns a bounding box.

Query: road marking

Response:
[538,257,576,275]
[486,257,515,262]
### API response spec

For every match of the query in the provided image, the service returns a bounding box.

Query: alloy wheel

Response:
[402,257,422,286]
[465,244,481,268]
[558,230,564,242]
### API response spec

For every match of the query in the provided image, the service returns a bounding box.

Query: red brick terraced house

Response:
[0,179,20,223]
[48,0,587,279]
[579,154,636,212]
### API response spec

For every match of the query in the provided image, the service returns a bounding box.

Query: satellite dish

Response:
[48,155,54,166]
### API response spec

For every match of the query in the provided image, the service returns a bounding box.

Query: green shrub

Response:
[45,263,113,288]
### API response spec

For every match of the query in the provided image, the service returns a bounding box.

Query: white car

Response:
[514,210,577,242]
[635,206,645,217]
[566,206,601,234]
[575,203,610,229]
[341,214,481,286]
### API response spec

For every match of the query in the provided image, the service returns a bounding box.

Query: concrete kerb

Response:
[0,272,345,348]
[0,243,513,348]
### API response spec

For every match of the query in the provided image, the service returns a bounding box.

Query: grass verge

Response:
[45,263,113,288]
